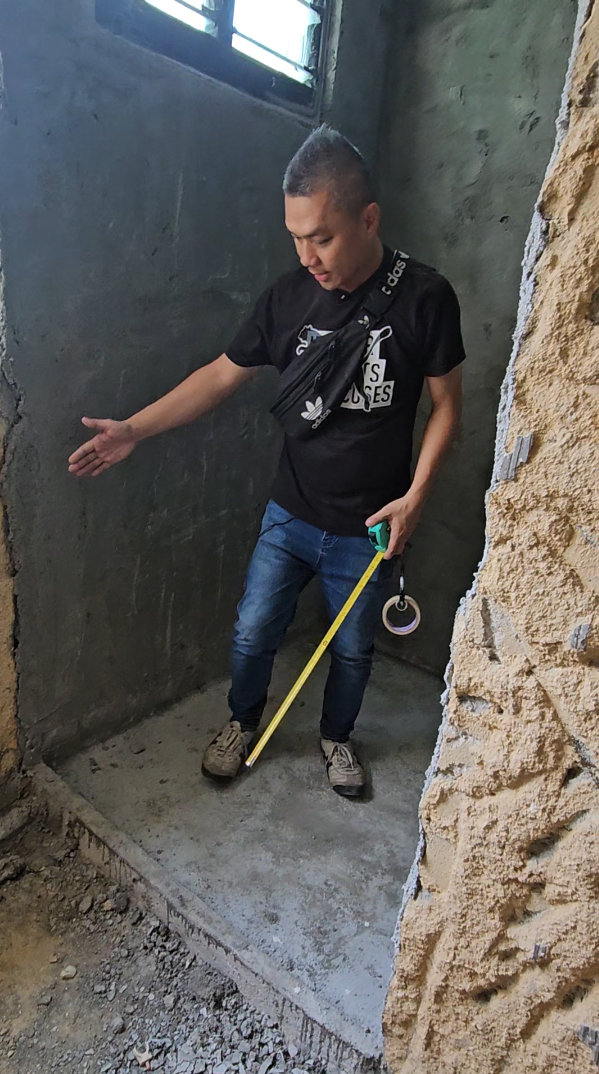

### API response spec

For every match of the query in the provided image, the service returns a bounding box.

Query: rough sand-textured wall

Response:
[383,4,599,1073]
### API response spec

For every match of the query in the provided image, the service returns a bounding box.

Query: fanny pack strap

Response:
[354,250,409,330]
[350,250,409,411]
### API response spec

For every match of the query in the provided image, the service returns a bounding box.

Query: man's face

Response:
[284,190,379,292]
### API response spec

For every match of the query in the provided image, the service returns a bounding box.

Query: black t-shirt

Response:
[227,246,465,536]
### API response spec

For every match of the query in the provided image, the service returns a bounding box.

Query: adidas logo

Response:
[301,397,324,420]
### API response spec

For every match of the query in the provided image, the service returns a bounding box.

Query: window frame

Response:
[96,0,332,116]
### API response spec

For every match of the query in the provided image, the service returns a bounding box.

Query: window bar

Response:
[215,0,235,47]
[232,28,315,77]
[307,16,322,75]
[165,0,218,25]
[294,0,325,13]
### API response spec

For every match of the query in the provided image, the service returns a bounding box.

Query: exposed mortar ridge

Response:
[571,737,599,785]
[529,650,598,787]
[532,664,599,786]
[390,0,593,960]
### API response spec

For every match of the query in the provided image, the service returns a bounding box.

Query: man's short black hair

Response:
[283,125,376,215]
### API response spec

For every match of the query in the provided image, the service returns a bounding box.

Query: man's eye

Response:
[317,238,332,246]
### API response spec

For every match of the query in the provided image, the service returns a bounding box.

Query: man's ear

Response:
[362,201,380,235]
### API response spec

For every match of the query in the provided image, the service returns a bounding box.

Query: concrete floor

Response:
[59,642,442,1047]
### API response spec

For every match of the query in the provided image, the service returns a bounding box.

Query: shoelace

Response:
[329,743,357,772]
[213,724,245,757]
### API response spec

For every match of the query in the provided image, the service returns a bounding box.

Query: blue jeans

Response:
[229,501,393,742]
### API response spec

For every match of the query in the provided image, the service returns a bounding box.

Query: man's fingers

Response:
[385,519,405,560]
[70,454,103,476]
[73,458,109,478]
[385,542,405,560]
[68,418,124,478]
[68,439,98,465]
[70,462,99,477]
[90,462,109,477]
[81,416,110,431]
[365,502,402,558]
[365,503,393,528]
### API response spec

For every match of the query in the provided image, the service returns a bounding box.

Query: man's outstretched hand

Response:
[68,417,138,477]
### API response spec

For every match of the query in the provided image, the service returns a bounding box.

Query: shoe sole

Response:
[321,747,365,799]
[200,764,242,784]
[201,729,256,785]
[332,783,364,799]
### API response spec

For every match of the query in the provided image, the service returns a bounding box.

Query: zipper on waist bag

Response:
[272,343,338,414]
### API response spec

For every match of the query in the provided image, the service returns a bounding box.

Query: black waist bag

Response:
[270,251,409,440]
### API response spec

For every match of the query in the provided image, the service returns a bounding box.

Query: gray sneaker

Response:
[201,720,255,781]
[320,738,365,798]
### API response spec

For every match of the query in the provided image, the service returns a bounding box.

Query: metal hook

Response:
[396,558,407,612]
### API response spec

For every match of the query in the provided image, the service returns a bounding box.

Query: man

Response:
[69,126,464,799]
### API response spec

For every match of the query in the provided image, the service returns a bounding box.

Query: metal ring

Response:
[382,594,421,636]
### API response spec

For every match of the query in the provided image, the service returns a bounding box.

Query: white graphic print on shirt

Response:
[295,324,332,355]
[295,324,395,412]
[340,325,394,411]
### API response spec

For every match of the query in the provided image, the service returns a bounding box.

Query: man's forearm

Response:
[128,354,255,441]
[408,397,460,505]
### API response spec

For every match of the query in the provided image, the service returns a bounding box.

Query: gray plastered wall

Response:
[0,0,580,763]
[376,0,577,673]
[0,0,391,761]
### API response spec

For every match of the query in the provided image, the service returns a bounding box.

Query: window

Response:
[97,0,329,111]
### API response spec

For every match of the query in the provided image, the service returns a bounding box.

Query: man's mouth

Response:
[312,271,329,282]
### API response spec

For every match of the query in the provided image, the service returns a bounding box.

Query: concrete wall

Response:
[384,2,599,1069]
[0,0,390,761]
[0,466,18,803]
[376,0,577,673]
[0,65,20,801]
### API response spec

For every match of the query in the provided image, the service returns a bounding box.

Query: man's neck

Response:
[341,237,385,293]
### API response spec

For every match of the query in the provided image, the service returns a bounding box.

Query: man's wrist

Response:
[127,415,149,442]
[404,484,429,510]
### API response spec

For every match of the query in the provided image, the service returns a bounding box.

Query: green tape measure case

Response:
[368,520,390,553]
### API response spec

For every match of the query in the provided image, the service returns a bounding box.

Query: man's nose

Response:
[300,242,320,268]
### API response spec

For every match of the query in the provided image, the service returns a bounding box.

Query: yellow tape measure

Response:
[245,548,383,769]
[244,521,420,771]
[244,522,390,770]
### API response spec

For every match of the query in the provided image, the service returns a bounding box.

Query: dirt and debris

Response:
[0,800,328,1074]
